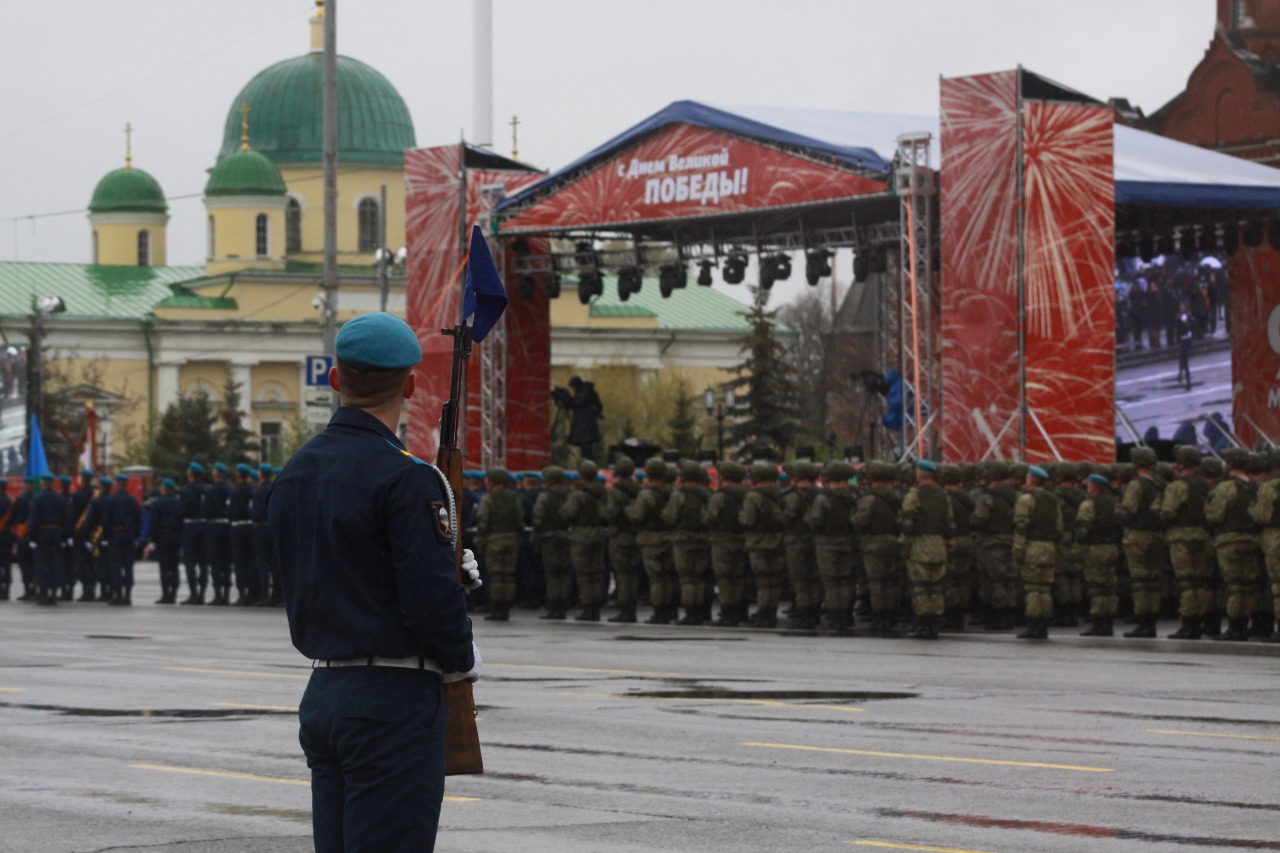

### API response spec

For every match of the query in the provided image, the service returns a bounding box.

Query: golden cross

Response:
[240,102,251,151]
[124,122,133,168]
[510,115,520,159]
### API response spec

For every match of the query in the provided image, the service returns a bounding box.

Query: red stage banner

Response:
[1021,101,1116,463]
[1228,243,1280,448]
[404,146,548,470]
[940,71,1021,462]
[501,123,887,233]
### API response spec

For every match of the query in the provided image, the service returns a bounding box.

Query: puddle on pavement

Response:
[0,700,292,718]
[1071,710,1279,727]
[878,807,1280,849]
[82,791,167,807]
[610,635,747,642]
[84,634,150,640]
[208,803,311,823]
[623,688,916,701]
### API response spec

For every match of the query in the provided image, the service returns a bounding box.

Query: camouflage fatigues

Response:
[900,482,951,617]
[1074,491,1122,618]
[1014,488,1062,620]
[475,485,523,610]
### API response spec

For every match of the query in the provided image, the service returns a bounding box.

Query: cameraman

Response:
[553,376,603,462]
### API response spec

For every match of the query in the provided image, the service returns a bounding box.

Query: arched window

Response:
[286,198,302,253]
[137,229,150,266]
[357,197,379,252]
[208,215,216,258]
[92,231,99,264]
[256,213,269,257]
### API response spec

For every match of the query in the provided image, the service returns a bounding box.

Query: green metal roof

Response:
[205,149,286,196]
[153,290,238,310]
[219,54,415,166]
[88,167,167,213]
[587,277,754,333]
[0,262,205,320]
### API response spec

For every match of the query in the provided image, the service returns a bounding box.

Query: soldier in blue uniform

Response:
[268,312,479,853]
[71,470,97,600]
[12,477,36,600]
[106,473,141,605]
[0,482,12,600]
[179,462,208,604]
[204,462,234,605]
[29,473,65,605]
[150,478,183,604]
[55,475,75,600]
[84,477,114,599]
[230,463,258,605]
[252,464,281,607]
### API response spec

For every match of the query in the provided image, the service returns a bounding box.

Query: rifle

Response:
[436,321,484,776]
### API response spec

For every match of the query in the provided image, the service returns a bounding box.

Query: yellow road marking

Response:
[488,663,679,676]
[849,841,997,853]
[1146,728,1280,743]
[0,687,22,693]
[131,765,478,801]
[163,666,307,680]
[563,692,864,712]
[213,702,298,712]
[742,742,1113,773]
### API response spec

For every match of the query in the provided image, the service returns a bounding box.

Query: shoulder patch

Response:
[431,500,453,541]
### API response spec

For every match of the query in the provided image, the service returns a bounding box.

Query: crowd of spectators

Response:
[1115,255,1227,352]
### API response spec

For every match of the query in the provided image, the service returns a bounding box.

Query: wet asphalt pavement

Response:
[1,568,1278,853]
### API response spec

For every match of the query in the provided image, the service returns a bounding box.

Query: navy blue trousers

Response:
[299,667,446,853]
[181,522,207,591]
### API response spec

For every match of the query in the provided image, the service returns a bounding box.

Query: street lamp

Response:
[372,246,407,312]
[27,295,66,471]
[704,385,736,462]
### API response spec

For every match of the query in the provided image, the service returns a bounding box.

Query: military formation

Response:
[468,447,1280,642]
[0,461,282,609]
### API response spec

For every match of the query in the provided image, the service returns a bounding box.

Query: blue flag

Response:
[462,224,507,343]
[26,415,49,479]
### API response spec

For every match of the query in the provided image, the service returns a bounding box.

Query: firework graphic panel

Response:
[1227,243,1280,448]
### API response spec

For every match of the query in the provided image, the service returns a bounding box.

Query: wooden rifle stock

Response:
[437,324,484,776]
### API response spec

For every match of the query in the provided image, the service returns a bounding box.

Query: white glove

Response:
[84,542,94,551]
[65,538,74,547]
[460,548,482,590]
[28,542,36,550]
[465,641,482,683]
[99,540,109,547]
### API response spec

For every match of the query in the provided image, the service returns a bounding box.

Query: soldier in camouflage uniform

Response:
[740,462,785,628]
[627,458,677,624]
[661,461,713,625]
[603,456,641,623]
[851,462,904,637]
[532,466,573,620]
[476,469,523,621]
[940,464,975,631]
[899,460,952,640]
[1205,448,1263,641]
[971,460,1019,631]
[1198,456,1226,635]
[1116,447,1166,638]
[805,460,858,634]
[1013,465,1062,639]
[780,461,822,629]
[705,461,749,626]
[1049,463,1086,627]
[1249,447,1280,642]
[562,459,608,621]
[1075,472,1122,636]
[1158,446,1212,639]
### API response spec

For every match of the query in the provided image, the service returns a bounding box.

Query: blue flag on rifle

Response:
[462,224,507,343]
[26,414,49,480]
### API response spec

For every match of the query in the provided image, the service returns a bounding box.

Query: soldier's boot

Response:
[1080,616,1113,637]
[905,615,929,639]
[540,600,567,620]
[712,604,740,627]
[233,589,250,607]
[0,582,8,601]
[786,608,817,630]
[644,604,669,625]
[1016,619,1047,640]
[60,585,74,602]
[1123,616,1157,638]
[1201,613,1222,637]
[748,606,777,629]
[939,608,966,632]
[180,584,203,605]
[78,583,96,602]
[879,613,901,638]
[607,603,637,623]
[575,605,601,622]
[676,605,704,626]
[926,615,941,640]
[211,586,229,606]
[484,604,510,621]
[1260,620,1280,643]
[983,607,1010,631]
[1212,617,1250,641]
[17,583,35,602]
[1248,615,1274,639]
[1167,616,1202,640]
[37,589,58,606]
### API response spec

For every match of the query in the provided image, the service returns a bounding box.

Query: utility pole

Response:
[321,0,339,359]
[378,184,389,311]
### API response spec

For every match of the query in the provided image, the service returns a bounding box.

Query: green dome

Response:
[218,53,415,167]
[89,167,167,213]
[205,148,287,197]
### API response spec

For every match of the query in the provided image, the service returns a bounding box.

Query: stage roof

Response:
[499,99,1280,222]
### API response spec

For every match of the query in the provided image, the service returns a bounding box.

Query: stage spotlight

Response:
[574,240,596,268]
[804,249,833,285]
[722,253,747,284]
[578,271,603,305]
[853,251,869,282]
[696,260,714,286]
[545,274,562,299]
[1138,233,1155,263]
[518,274,535,301]
[760,259,777,290]
[771,253,792,281]
[659,263,685,298]
[1269,220,1280,252]
[617,266,642,301]
[1244,221,1264,247]
[1223,223,1240,256]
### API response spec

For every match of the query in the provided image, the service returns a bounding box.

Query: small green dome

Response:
[218,54,415,167]
[205,149,286,197]
[89,167,167,213]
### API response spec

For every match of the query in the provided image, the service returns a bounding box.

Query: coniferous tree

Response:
[150,391,220,480]
[217,378,259,466]
[666,378,700,458]
[729,287,801,455]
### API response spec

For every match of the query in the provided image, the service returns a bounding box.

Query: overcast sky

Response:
[0,0,1216,306]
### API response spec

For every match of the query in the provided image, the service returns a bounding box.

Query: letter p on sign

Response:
[306,355,334,387]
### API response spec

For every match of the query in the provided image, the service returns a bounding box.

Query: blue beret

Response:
[213,462,228,474]
[635,471,647,480]
[80,468,93,477]
[916,460,938,474]
[162,478,177,489]
[564,470,579,480]
[1028,465,1050,481]
[463,470,483,480]
[258,463,274,474]
[22,476,35,484]
[115,473,128,482]
[335,312,422,369]
[235,463,253,475]
[59,475,71,484]
[100,477,113,486]
[188,462,205,474]
[39,473,54,481]
[1088,473,1110,486]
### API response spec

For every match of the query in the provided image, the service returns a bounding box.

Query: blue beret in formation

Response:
[162,478,177,489]
[335,312,422,369]
[189,462,205,474]
[1088,473,1110,486]
[916,460,938,474]
[213,462,229,474]
[1028,465,1050,481]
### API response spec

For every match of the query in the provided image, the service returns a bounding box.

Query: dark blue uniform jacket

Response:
[268,407,474,673]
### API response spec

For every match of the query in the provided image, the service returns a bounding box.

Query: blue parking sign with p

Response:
[306,355,334,387]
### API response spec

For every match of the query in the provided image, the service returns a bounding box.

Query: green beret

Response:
[717,461,745,482]
[749,462,777,483]
[612,456,636,477]
[822,461,853,483]
[335,312,422,369]
[643,458,668,479]
[1200,458,1225,478]
[1221,448,1250,469]
[542,465,565,484]
[1130,447,1158,467]
[577,459,599,480]
[485,468,512,486]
